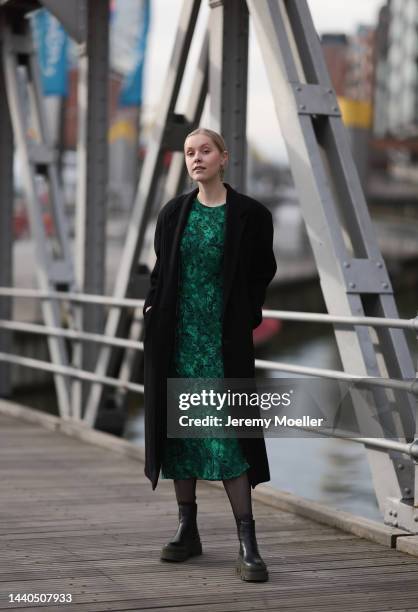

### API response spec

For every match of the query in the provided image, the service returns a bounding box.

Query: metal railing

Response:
[1,287,417,330]
[0,287,417,458]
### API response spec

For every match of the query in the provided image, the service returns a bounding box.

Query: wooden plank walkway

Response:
[2,408,418,612]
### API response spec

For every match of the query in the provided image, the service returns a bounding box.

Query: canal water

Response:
[12,283,417,525]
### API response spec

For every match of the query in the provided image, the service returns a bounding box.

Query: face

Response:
[184,134,228,183]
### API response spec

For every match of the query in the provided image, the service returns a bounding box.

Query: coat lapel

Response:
[164,187,198,289]
[163,183,250,316]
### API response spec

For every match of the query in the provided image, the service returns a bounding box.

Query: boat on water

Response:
[253,318,282,347]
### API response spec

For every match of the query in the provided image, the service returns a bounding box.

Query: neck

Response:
[197,179,227,205]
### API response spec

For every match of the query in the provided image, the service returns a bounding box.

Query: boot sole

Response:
[236,560,269,582]
[160,540,203,562]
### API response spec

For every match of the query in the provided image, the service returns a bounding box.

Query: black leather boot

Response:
[235,517,268,581]
[160,501,202,562]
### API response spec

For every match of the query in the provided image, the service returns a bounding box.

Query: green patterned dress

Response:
[161,197,250,480]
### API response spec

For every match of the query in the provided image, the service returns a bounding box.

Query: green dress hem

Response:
[161,464,250,481]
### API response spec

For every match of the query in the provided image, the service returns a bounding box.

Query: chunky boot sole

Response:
[236,558,269,582]
[160,539,203,562]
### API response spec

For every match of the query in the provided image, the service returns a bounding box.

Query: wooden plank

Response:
[396,535,418,557]
[2,405,418,611]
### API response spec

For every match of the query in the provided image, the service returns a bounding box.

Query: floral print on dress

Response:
[161,198,250,480]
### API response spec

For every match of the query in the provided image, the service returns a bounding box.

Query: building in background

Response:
[372,0,418,202]
[321,29,376,107]
[345,26,376,103]
[321,27,376,189]
[373,1,391,138]
[321,34,349,96]
[374,0,418,139]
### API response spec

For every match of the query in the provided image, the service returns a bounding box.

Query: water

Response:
[261,332,381,521]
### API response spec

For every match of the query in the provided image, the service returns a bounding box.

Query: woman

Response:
[142,127,277,582]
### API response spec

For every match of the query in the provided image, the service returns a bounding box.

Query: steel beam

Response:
[0,25,13,397]
[83,0,203,427]
[73,0,109,419]
[1,11,74,417]
[115,31,209,414]
[246,0,417,529]
[40,0,86,43]
[208,0,248,191]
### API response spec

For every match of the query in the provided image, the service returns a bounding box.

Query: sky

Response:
[142,0,384,164]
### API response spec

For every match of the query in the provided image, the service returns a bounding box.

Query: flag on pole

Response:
[118,0,150,107]
[31,9,69,97]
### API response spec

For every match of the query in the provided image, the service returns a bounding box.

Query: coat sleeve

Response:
[249,207,277,329]
[142,210,163,317]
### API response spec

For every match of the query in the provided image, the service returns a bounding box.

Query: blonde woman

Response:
[142,128,277,581]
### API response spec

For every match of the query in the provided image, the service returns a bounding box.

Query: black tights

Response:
[173,478,197,504]
[173,470,253,521]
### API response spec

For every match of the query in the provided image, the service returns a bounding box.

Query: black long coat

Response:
[142,182,277,490]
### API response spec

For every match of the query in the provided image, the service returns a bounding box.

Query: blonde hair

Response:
[184,127,228,180]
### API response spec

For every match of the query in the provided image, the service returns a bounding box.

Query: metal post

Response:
[74,0,109,418]
[1,10,74,417]
[208,0,249,191]
[83,0,203,427]
[0,23,13,397]
[115,31,209,413]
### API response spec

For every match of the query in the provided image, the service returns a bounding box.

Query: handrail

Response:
[0,287,145,309]
[0,348,416,396]
[0,287,415,467]
[0,320,143,351]
[0,287,417,331]
[0,352,144,394]
[1,350,417,459]
[299,426,418,459]
[1,317,416,394]
[262,309,418,332]
[0,287,416,407]
[254,358,418,394]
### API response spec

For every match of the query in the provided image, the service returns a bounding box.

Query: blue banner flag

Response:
[31,9,69,97]
[119,0,150,107]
